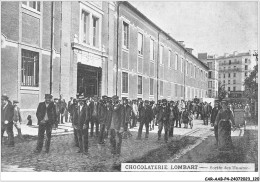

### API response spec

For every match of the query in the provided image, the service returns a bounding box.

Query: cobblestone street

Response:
[2,120,214,172]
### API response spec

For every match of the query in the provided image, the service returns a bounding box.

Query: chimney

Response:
[178,41,185,48]
[233,51,237,56]
[186,48,193,54]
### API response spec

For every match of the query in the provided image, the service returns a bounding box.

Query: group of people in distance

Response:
[2,92,252,156]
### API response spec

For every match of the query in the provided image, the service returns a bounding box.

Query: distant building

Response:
[198,53,219,98]
[217,51,256,98]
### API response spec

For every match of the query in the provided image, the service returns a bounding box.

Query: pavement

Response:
[1,119,247,172]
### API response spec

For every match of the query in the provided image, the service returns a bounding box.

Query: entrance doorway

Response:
[77,63,102,97]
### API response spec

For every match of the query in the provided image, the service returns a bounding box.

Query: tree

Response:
[218,81,228,101]
[244,65,258,100]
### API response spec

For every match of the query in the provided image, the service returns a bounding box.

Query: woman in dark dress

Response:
[214,100,236,151]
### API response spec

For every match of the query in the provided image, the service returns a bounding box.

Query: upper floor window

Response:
[207,62,212,69]
[81,10,100,48]
[159,45,163,64]
[123,21,129,49]
[81,11,90,44]
[92,16,99,47]
[228,73,231,78]
[138,32,143,55]
[229,60,231,65]
[21,49,39,87]
[160,81,164,96]
[22,1,40,12]
[150,38,155,61]
[245,65,248,70]
[245,58,248,63]
[233,73,236,77]
[208,71,212,78]
[175,54,178,70]
[168,50,171,68]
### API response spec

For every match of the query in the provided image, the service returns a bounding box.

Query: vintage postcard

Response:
[1,0,258,181]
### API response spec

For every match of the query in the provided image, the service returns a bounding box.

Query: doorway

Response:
[77,63,102,97]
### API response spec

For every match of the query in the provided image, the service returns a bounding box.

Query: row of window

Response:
[219,71,249,79]
[122,72,205,97]
[220,65,248,70]
[123,21,207,81]
[219,72,236,78]
[217,80,237,86]
[22,1,40,12]
[219,58,250,64]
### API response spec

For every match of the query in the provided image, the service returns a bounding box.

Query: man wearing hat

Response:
[71,96,88,154]
[1,94,14,147]
[109,95,124,156]
[13,100,23,139]
[105,97,113,138]
[98,95,108,144]
[157,99,170,142]
[122,98,132,139]
[169,101,177,137]
[90,95,99,137]
[34,94,57,153]
[137,100,153,140]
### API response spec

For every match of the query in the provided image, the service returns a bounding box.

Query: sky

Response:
[130,1,258,57]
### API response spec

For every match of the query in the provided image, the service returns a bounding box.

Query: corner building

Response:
[115,2,208,101]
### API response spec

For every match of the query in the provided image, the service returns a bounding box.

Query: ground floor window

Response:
[122,72,128,93]
[160,81,163,96]
[138,76,142,94]
[21,49,39,87]
[150,78,154,95]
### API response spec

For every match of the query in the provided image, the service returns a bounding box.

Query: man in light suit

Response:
[34,94,57,153]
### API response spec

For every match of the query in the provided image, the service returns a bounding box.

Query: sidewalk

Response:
[3,122,74,137]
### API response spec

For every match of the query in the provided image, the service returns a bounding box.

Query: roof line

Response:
[121,1,209,70]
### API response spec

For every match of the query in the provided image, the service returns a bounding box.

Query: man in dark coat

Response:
[211,102,220,144]
[105,97,113,138]
[1,95,14,147]
[71,96,88,154]
[109,95,124,156]
[98,95,108,144]
[136,100,153,139]
[122,98,133,139]
[202,102,210,125]
[169,101,177,137]
[34,94,57,153]
[174,101,181,128]
[90,96,99,137]
[71,98,79,147]
[157,99,170,142]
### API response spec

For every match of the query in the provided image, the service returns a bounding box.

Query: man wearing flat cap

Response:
[98,95,108,144]
[109,95,124,156]
[34,94,57,153]
[1,94,14,147]
[90,95,99,137]
[157,99,170,142]
[137,100,153,140]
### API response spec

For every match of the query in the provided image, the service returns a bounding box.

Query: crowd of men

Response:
[1,93,250,157]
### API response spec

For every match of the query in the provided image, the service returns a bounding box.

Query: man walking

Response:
[1,95,14,147]
[13,100,23,139]
[34,94,57,153]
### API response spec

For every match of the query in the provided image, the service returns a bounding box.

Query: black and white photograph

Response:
[1,0,259,181]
